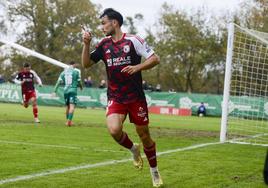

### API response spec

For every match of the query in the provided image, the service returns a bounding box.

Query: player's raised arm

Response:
[81,29,95,68]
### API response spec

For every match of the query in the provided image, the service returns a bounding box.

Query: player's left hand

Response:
[121,65,140,75]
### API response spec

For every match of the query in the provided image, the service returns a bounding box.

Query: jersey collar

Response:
[111,33,126,44]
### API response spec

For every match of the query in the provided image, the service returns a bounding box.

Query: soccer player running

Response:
[82,8,163,187]
[14,63,42,123]
[53,61,83,126]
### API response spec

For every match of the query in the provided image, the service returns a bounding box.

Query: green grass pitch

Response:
[0,103,266,188]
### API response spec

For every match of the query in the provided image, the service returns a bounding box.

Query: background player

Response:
[82,8,163,187]
[14,63,42,123]
[53,61,83,126]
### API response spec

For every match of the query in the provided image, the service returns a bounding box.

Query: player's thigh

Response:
[106,100,128,134]
[69,93,78,105]
[22,93,29,104]
[26,91,36,104]
[64,93,70,105]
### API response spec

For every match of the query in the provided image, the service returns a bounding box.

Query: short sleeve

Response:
[15,73,21,81]
[130,36,154,59]
[90,44,103,63]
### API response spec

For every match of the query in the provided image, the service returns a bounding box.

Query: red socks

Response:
[144,142,157,168]
[117,132,133,149]
[33,105,38,118]
[117,132,157,168]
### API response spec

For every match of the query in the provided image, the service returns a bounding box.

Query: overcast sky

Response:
[91,0,244,37]
[0,0,245,40]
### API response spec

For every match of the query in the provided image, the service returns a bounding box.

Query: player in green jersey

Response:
[53,61,83,126]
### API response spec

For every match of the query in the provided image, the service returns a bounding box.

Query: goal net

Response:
[220,23,268,146]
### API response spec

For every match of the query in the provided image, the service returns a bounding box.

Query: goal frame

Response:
[220,23,268,144]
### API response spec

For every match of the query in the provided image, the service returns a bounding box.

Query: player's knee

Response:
[108,126,121,138]
[110,131,122,141]
[138,131,152,143]
[137,127,149,138]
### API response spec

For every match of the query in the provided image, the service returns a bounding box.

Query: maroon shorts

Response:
[22,90,36,104]
[106,99,149,126]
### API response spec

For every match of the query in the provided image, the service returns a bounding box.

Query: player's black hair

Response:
[69,61,76,65]
[100,8,123,27]
[23,63,30,68]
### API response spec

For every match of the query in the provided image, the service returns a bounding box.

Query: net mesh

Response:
[227,24,268,146]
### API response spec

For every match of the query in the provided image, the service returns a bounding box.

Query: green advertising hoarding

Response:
[1,83,268,118]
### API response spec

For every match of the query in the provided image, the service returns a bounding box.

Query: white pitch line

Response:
[94,149,129,153]
[157,142,221,156]
[0,140,136,153]
[0,141,220,185]
[0,140,80,150]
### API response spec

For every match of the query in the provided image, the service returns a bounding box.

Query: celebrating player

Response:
[82,8,163,187]
[53,61,83,126]
[14,63,42,123]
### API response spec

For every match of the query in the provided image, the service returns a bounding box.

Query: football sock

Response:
[144,142,157,168]
[130,144,136,153]
[150,166,159,173]
[67,113,73,121]
[33,105,38,118]
[117,132,133,149]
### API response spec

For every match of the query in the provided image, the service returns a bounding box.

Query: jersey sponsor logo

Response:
[106,56,131,67]
[123,45,130,53]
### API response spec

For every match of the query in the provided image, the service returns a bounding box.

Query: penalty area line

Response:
[0,141,220,185]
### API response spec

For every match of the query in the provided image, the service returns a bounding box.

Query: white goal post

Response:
[220,23,268,146]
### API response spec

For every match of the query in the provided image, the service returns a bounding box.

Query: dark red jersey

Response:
[90,33,154,104]
[15,70,42,94]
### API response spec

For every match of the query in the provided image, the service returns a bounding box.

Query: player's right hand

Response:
[82,26,92,45]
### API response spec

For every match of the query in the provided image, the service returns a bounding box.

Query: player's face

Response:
[24,67,30,72]
[101,16,115,36]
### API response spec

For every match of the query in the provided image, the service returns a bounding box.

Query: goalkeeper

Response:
[53,61,83,126]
